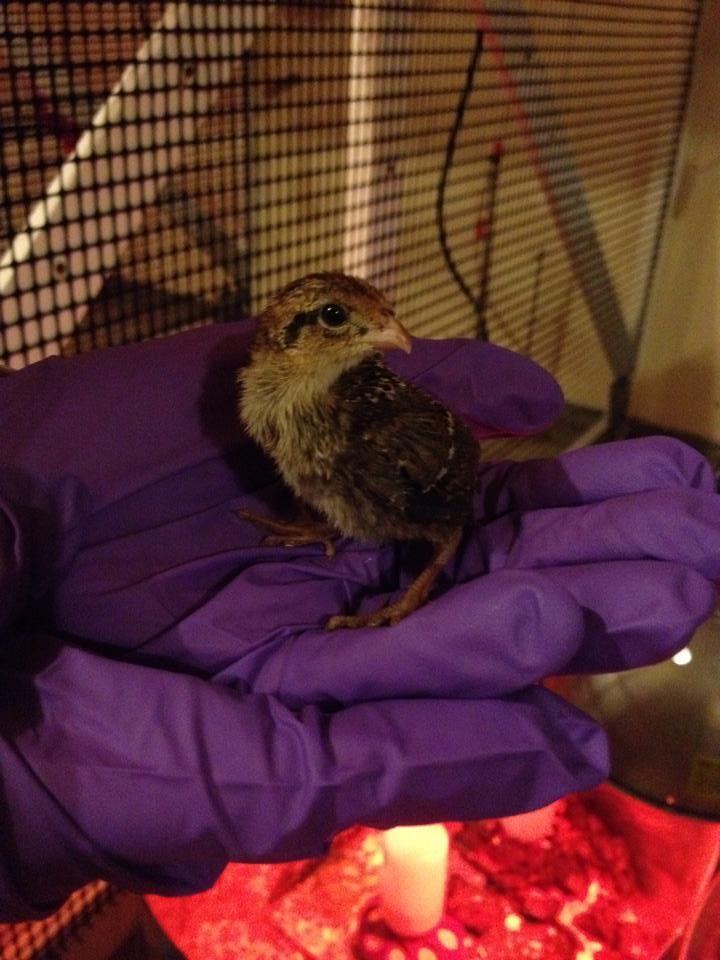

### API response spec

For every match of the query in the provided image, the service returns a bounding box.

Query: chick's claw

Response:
[325,531,459,630]
[236,508,337,557]
[326,603,412,631]
[262,532,336,558]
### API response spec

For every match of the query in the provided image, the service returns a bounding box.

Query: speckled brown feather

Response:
[327,356,478,543]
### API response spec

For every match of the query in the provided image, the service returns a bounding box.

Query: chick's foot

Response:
[326,528,462,630]
[326,599,417,630]
[236,508,338,558]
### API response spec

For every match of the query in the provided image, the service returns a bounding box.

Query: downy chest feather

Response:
[239,359,345,485]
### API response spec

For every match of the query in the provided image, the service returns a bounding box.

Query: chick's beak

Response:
[365,314,412,354]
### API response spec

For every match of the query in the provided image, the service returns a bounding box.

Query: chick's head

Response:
[255,272,411,368]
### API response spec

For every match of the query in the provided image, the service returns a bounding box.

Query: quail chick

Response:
[238,272,479,629]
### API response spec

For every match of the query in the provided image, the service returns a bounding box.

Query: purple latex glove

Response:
[1,322,719,920]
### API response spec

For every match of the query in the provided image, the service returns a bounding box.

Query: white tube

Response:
[501,800,562,842]
[380,823,450,937]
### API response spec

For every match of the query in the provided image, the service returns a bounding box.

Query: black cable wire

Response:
[240,47,254,317]
[435,29,485,337]
[476,142,502,335]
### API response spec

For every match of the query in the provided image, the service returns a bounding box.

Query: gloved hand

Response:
[0,321,718,921]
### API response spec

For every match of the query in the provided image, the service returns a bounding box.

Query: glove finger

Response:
[0,322,256,513]
[463,486,720,582]
[217,569,584,705]
[0,324,558,521]
[0,635,606,916]
[237,560,717,705]
[53,481,720,680]
[51,500,394,661]
[387,338,563,438]
[477,436,716,519]
[2,326,558,612]
[535,560,717,673]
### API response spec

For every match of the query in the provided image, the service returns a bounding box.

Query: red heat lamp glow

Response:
[147,784,720,960]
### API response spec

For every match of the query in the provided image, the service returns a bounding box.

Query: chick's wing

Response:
[333,362,478,528]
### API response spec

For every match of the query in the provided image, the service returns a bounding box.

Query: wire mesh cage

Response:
[0,0,701,456]
[0,882,111,960]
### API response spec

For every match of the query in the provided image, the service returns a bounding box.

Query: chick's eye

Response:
[319,303,348,328]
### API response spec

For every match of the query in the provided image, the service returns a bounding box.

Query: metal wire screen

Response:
[0,882,111,960]
[0,0,700,439]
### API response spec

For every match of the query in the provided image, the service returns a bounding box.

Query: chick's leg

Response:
[326,528,462,630]
[236,508,338,557]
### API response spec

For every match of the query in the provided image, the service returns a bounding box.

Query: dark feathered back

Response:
[328,357,478,541]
